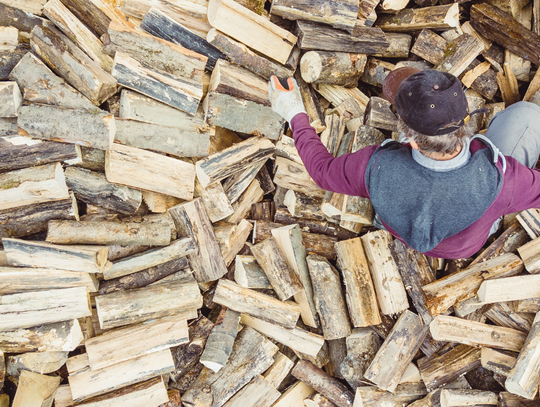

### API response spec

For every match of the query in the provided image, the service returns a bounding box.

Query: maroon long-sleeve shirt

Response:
[291,113,540,259]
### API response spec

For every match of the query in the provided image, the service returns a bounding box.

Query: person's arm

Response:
[290,113,376,197]
[503,157,540,213]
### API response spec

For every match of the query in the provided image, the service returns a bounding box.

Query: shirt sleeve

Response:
[503,156,540,213]
[290,113,378,198]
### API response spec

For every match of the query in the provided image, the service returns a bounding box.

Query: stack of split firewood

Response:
[2,0,540,405]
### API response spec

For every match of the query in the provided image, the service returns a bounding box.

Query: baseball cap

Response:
[383,68,469,136]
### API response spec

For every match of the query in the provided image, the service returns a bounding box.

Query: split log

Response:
[481,347,517,377]
[30,25,116,105]
[18,105,114,150]
[517,236,540,273]
[68,349,174,402]
[353,383,429,406]
[207,29,294,80]
[360,230,408,316]
[335,237,380,327]
[364,310,428,393]
[411,29,447,65]
[212,279,301,328]
[283,190,326,221]
[497,65,521,107]
[98,257,190,295]
[105,143,195,200]
[0,162,69,211]
[222,375,280,407]
[0,81,21,118]
[251,237,303,301]
[295,20,388,54]
[46,220,170,246]
[295,71,326,133]
[340,328,381,390]
[105,20,206,82]
[0,2,48,23]
[273,157,326,199]
[376,3,460,32]
[440,389,498,406]
[6,351,68,377]
[478,274,540,304]
[141,7,225,70]
[203,92,284,139]
[0,193,78,239]
[263,352,294,388]
[306,254,351,340]
[223,160,266,204]
[314,83,369,111]
[234,255,271,289]
[430,315,527,352]
[12,370,60,407]
[213,219,253,265]
[43,0,113,72]
[103,237,195,280]
[142,191,182,214]
[517,208,540,239]
[273,381,315,407]
[195,135,275,187]
[253,220,338,259]
[114,118,209,158]
[363,96,397,131]
[292,360,355,407]
[122,0,211,37]
[225,179,264,224]
[436,34,485,77]
[304,393,336,407]
[207,0,297,64]
[169,198,228,282]
[0,135,81,172]
[0,117,16,135]
[0,267,98,294]
[209,58,269,106]
[271,0,358,32]
[0,46,28,81]
[3,238,108,273]
[300,51,366,87]
[0,319,83,353]
[75,146,105,172]
[241,314,324,357]
[65,167,141,215]
[194,180,234,223]
[200,308,240,372]
[422,253,524,316]
[85,316,188,370]
[471,3,540,66]
[112,51,202,115]
[418,345,482,392]
[498,392,539,406]
[271,223,318,328]
[95,277,202,329]
[0,286,91,330]
[505,312,540,399]
[251,201,274,221]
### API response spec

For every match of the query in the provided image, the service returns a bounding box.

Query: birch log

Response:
[300,51,367,87]
[0,267,98,294]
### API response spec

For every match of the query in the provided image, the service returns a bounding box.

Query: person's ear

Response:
[408,138,419,150]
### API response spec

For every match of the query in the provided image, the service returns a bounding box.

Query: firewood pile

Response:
[2,0,540,405]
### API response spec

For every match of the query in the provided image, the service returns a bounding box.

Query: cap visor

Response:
[382,67,422,104]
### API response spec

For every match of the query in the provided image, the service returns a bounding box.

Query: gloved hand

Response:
[268,76,307,123]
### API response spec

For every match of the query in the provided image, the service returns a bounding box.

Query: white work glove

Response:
[268,76,307,123]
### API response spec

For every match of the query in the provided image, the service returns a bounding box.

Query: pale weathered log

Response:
[481,347,517,377]
[3,238,108,273]
[213,219,253,265]
[194,180,234,223]
[46,220,170,246]
[498,392,539,406]
[478,274,540,304]
[222,374,280,407]
[223,160,266,204]
[411,29,447,65]
[141,6,224,70]
[0,117,16,135]
[517,236,540,274]
[418,344,481,392]
[273,157,326,199]
[0,81,21,118]
[295,71,327,133]
[0,0,47,17]
[273,381,316,407]
[169,198,228,282]
[300,51,366,88]
[340,328,381,390]
[353,383,428,406]
[196,135,275,187]
[207,0,296,64]
[292,360,354,407]
[517,208,540,239]
[505,311,540,399]
[12,370,60,407]
[263,352,294,389]
[199,308,240,373]
[6,351,68,377]
[422,253,524,316]
[212,279,301,328]
[30,25,117,105]
[440,389,498,406]
[314,83,369,111]
[68,349,174,402]
[0,286,91,330]
[0,267,97,294]
[364,310,428,393]
[207,29,294,80]
[271,0,358,32]
[234,255,271,289]
[430,315,527,352]
[112,51,202,115]
[360,230,408,316]
[335,237,380,327]
[203,92,284,139]
[306,254,351,340]
[43,0,113,72]
[106,143,195,200]
[376,3,460,32]
[95,277,202,329]
[363,96,397,131]
[471,3,540,66]
[105,20,206,82]
[0,45,28,81]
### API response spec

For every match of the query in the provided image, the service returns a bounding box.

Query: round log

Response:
[300,51,367,87]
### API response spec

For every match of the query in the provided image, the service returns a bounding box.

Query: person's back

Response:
[268,69,540,259]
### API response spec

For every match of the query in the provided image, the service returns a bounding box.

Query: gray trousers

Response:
[485,101,540,168]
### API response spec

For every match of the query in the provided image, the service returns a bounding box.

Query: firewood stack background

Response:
[2,0,540,405]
